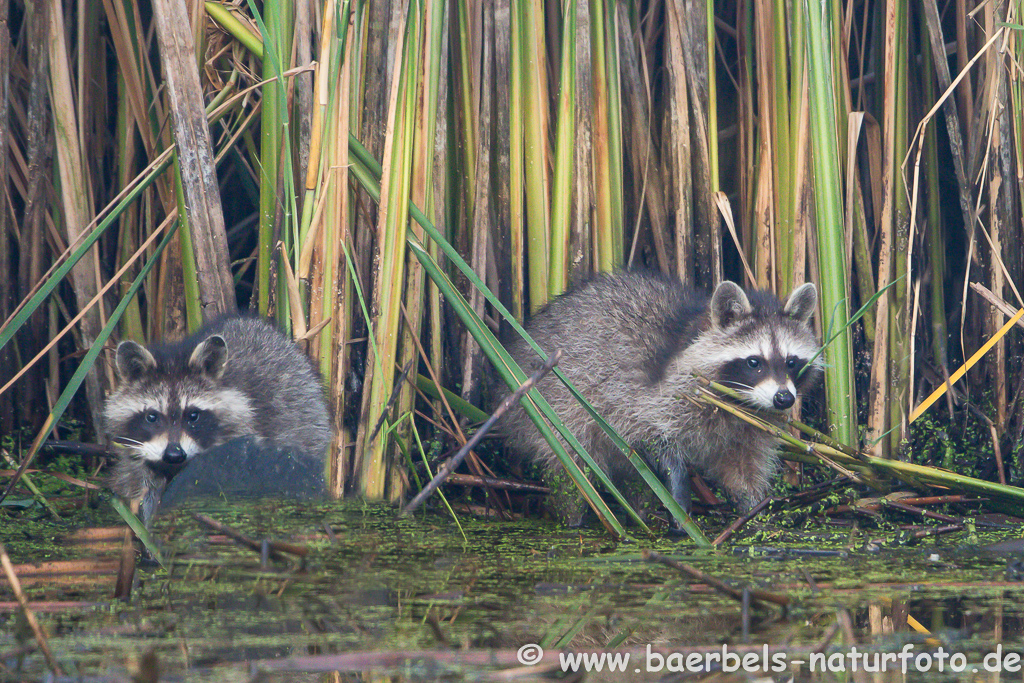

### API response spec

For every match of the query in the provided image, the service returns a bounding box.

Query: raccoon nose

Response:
[163,443,187,465]
[773,389,795,410]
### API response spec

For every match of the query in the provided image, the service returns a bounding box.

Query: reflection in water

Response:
[0,499,1021,681]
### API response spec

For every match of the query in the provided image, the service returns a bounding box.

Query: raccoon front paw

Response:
[545,489,590,528]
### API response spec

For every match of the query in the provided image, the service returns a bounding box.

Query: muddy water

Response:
[1,499,1022,681]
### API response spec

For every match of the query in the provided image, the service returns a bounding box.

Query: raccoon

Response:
[104,316,332,519]
[498,271,821,526]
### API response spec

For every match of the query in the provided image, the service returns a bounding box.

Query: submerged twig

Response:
[782,477,855,506]
[400,350,562,517]
[643,550,789,608]
[0,543,63,676]
[192,513,308,560]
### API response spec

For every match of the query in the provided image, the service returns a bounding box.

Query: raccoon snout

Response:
[163,443,187,465]
[773,389,795,410]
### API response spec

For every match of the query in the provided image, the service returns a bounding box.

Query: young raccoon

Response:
[498,271,821,526]
[104,316,332,518]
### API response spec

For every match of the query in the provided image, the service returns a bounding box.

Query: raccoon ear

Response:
[710,281,752,329]
[115,341,157,383]
[784,282,817,325]
[189,335,228,379]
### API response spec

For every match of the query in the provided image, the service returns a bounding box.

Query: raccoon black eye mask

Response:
[494,271,822,527]
[104,315,332,521]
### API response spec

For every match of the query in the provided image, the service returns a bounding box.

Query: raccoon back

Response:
[497,272,710,470]
[197,316,331,458]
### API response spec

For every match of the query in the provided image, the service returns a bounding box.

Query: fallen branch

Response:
[400,350,562,517]
[643,550,789,608]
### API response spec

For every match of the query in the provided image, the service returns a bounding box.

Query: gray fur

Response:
[105,316,332,514]
[783,282,817,324]
[496,272,822,525]
[115,341,157,382]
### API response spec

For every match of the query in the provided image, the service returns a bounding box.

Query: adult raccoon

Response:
[498,272,821,526]
[104,316,331,519]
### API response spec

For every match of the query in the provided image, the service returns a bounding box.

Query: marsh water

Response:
[1,498,1023,682]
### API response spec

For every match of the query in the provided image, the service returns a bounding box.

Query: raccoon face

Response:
[707,281,821,412]
[104,334,254,472]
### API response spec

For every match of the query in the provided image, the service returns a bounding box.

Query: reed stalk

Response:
[590,0,623,271]
[254,0,291,318]
[522,0,552,310]
[508,0,525,320]
[888,0,909,451]
[395,0,446,500]
[804,0,856,448]
[549,0,576,296]
[360,0,415,499]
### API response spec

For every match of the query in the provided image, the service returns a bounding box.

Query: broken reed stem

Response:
[881,499,959,524]
[909,524,963,539]
[400,349,562,516]
[689,386,897,490]
[192,513,308,559]
[445,472,550,493]
[692,382,1024,509]
[0,543,63,676]
[365,360,416,445]
[899,495,982,505]
[643,550,789,608]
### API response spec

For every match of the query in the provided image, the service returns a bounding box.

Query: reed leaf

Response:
[0,154,173,351]
[110,498,166,569]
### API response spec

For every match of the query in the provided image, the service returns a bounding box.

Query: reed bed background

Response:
[0,0,1022,520]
